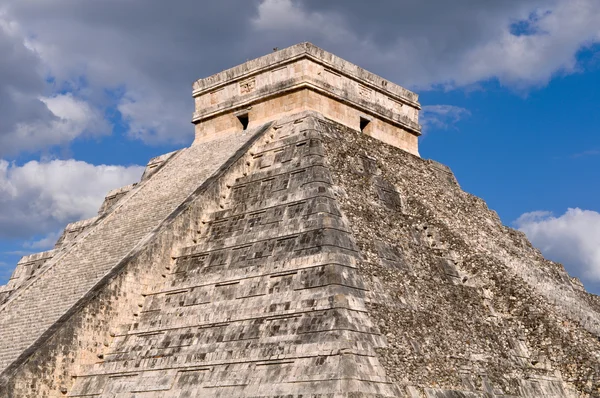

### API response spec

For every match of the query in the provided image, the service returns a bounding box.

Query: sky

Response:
[0,0,599,293]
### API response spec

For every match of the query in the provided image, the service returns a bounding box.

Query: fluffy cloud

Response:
[2,0,599,150]
[0,159,144,239]
[0,16,107,157]
[3,0,259,146]
[279,0,600,89]
[420,105,471,133]
[0,93,109,157]
[252,0,348,42]
[23,230,62,250]
[515,208,600,284]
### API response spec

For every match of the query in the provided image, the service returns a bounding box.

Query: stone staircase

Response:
[68,115,397,397]
[0,127,265,374]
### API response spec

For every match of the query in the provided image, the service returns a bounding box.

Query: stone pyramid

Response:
[0,43,599,397]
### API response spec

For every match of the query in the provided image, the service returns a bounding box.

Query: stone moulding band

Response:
[192,52,420,110]
[192,82,421,137]
[191,43,422,155]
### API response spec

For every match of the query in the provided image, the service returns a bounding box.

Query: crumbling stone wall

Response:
[63,114,396,397]
[0,251,56,305]
[192,42,421,156]
[321,118,600,397]
[1,112,598,398]
[0,125,269,397]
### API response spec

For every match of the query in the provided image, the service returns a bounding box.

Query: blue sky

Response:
[0,0,599,293]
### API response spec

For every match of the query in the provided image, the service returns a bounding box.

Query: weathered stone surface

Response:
[192,42,421,156]
[0,43,598,397]
[54,217,99,248]
[97,184,137,216]
[0,250,56,305]
[140,150,179,183]
[0,125,269,385]
[318,117,599,397]
[58,116,396,397]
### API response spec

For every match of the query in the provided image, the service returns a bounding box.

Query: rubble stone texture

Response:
[0,43,598,397]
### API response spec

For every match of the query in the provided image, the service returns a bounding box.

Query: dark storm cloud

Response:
[302,0,544,46]
[297,0,542,79]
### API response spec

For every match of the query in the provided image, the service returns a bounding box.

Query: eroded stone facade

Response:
[192,43,421,156]
[0,44,598,397]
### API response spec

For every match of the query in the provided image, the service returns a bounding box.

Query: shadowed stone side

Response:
[319,118,599,397]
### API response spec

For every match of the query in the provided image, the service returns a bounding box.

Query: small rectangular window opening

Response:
[360,117,370,132]
[237,113,249,130]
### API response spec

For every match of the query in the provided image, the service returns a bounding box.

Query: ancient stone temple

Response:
[0,43,599,397]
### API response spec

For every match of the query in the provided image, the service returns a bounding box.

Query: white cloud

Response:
[117,89,190,144]
[253,0,313,31]
[420,105,471,133]
[0,13,111,157]
[251,0,600,89]
[0,159,144,238]
[252,0,348,42]
[457,0,600,88]
[23,230,62,250]
[0,93,109,156]
[515,208,600,283]
[3,251,33,257]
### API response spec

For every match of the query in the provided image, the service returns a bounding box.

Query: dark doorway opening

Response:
[237,113,249,130]
[360,117,370,132]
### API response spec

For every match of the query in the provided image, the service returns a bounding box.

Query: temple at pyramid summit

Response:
[1,42,599,397]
